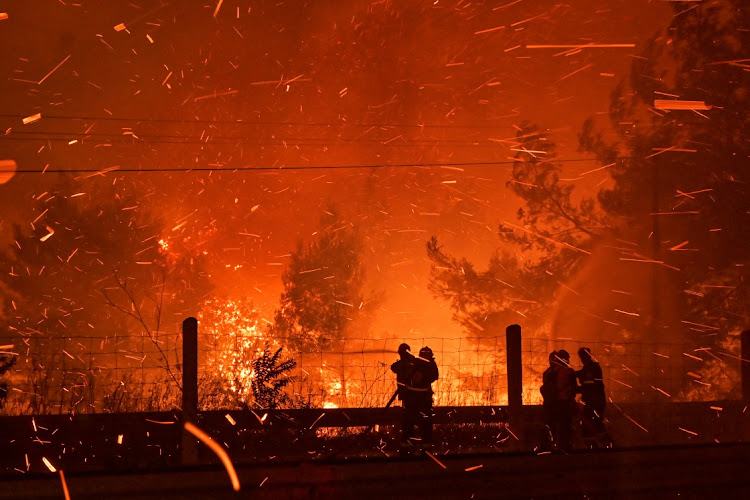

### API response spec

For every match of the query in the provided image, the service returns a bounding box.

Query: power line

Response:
[0,113,520,130]
[0,135,519,149]
[5,129,509,145]
[2,157,635,175]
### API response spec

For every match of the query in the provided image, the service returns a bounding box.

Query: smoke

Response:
[0,0,674,351]
[550,237,684,343]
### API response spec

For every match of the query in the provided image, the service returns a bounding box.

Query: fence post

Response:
[506,324,522,411]
[182,317,199,464]
[742,330,750,402]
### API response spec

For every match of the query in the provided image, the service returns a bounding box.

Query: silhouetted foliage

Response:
[0,354,16,411]
[428,124,601,338]
[270,210,376,352]
[0,178,212,412]
[250,345,296,410]
[581,5,750,304]
[577,0,749,397]
[1,177,212,340]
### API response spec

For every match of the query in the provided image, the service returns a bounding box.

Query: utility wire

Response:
[1,157,636,175]
[4,129,514,145]
[0,113,525,130]
[0,136,525,149]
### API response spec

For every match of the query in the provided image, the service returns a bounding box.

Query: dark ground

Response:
[2,403,748,498]
[1,443,749,499]
[2,402,746,475]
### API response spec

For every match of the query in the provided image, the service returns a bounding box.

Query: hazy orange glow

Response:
[0,0,744,415]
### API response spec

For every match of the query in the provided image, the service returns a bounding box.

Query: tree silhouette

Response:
[428,123,602,338]
[2,177,211,340]
[577,0,748,396]
[0,177,212,411]
[270,210,375,353]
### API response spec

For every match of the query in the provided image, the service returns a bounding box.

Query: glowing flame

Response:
[199,298,272,405]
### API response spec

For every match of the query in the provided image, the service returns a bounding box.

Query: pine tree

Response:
[427,123,603,338]
[578,0,749,397]
[270,210,374,353]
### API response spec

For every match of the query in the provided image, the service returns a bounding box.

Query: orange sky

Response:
[0,0,674,339]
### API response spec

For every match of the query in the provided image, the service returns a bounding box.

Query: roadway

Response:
[1,442,748,499]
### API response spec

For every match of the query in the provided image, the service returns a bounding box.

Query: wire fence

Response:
[197,334,508,410]
[522,337,741,404]
[0,333,183,415]
[0,329,742,415]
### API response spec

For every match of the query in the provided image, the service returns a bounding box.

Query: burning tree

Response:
[198,298,268,408]
[197,298,300,410]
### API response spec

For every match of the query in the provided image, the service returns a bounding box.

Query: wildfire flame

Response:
[198,298,272,405]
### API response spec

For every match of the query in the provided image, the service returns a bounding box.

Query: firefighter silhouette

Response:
[391,344,439,448]
[540,350,558,449]
[576,347,612,449]
[540,349,576,451]
[391,343,415,403]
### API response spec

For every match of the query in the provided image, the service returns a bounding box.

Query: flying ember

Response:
[0,0,748,497]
